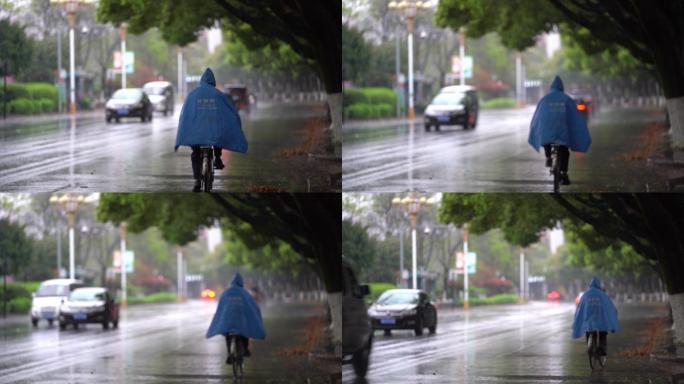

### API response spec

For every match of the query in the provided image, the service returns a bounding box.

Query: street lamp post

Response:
[49,194,96,279]
[388,0,433,120]
[392,194,435,289]
[120,223,128,308]
[120,23,128,89]
[50,0,95,115]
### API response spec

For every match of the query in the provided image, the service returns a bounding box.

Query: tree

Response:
[0,219,33,277]
[96,192,342,343]
[96,0,343,147]
[0,19,33,80]
[436,0,684,147]
[439,193,684,347]
[342,25,372,85]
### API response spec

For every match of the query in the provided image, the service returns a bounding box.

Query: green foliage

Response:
[342,25,371,84]
[127,292,177,305]
[343,88,367,107]
[367,282,397,303]
[342,220,375,273]
[2,83,30,100]
[0,219,33,275]
[8,297,31,313]
[9,98,35,114]
[36,98,55,113]
[344,87,397,119]
[0,19,33,80]
[25,83,58,102]
[459,293,518,306]
[481,97,516,109]
[344,103,394,119]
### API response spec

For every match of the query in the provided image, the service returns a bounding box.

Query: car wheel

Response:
[435,124,441,132]
[115,117,120,123]
[73,323,79,330]
[48,319,53,327]
[140,114,146,122]
[425,124,431,132]
[352,340,371,377]
[59,321,66,330]
[31,318,38,327]
[149,112,153,122]
[106,116,111,123]
[383,329,392,336]
[429,317,437,334]
[103,319,109,330]
[463,114,470,130]
[414,317,424,336]
[113,319,118,329]
[163,109,168,116]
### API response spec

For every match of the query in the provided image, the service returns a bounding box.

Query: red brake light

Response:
[577,104,587,111]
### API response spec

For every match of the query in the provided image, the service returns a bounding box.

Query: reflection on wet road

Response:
[343,302,673,383]
[0,300,336,383]
[342,107,669,192]
[0,102,335,192]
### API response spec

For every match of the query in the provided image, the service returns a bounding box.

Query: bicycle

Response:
[227,333,245,380]
[549,144,562,193]
[199,146,214,192]
[587,330,607,371]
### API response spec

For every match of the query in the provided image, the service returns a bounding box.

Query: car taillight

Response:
[577,103,587,111]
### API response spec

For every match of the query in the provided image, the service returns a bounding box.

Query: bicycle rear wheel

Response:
[587,333,596,370]
[552,155,561,193]
[202,157,212,192]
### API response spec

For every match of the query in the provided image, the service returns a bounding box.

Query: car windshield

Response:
[431,92,465,106]
[69,290,105,301]
[35,284,69,297]
[143,86,165,95]
[377,291,419,305]
[112,89,142,100]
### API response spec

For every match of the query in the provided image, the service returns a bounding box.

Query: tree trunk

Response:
[671,292,684,348]
[667,96,684,148]
[328,92,342,154]
[328,291,341,345]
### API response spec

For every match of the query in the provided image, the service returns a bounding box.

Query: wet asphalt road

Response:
[343,301,673,384]
[0,300,337,383]
[342,107,669,192]
[0,102,336,192]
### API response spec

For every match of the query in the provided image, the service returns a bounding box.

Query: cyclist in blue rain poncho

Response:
[207,273,265,364]
[175,67,247,192]
[528,75,591,186]
[572,277,620,356]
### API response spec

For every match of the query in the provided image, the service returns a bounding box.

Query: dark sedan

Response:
[59,287,119,330]
[367,289,437,336]
[106,88,153,123]
[424,85,479,131]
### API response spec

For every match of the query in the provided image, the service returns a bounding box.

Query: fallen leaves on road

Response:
[275,316,325,357]
[276,118,323,158]
[617,317,669,357]
[614,122,666,161]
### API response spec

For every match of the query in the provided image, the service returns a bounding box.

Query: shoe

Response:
[193,180,201,192]
[545,158,552,168]
[226,355,233,365]
[214,157,225,170]
[561,173,571,185]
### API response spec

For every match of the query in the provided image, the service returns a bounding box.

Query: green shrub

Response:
[9,297,31,313]
[367,282,397,304]
[375,103,393,118]
[345,103,372,119]
[0,283,31,302]
[481,97,516,109]
[9,98,35,114]
[127,292,177,305]
[25,83,58,102]
[456,293,519,306]
[343,88,368,107]
[2,83,30,101]
[79,96,92,110]
[36,98,55,113]
[364,87,396,107]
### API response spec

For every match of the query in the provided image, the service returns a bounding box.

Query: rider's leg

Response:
[599,331,608,356]
[213,147,225,169]
[240,335,251,357]
[224,334,233,364]
[543,144,552,167]
[560,146,571,184]
[191,146,202,191]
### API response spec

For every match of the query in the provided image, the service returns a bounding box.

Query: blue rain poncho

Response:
[206,273,266,340]
[528,75,591,153]
[572,278,620,338]
[175,68,248,153]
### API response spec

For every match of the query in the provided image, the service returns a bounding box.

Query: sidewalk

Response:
[0,109,104,128]
[647,130,684,191]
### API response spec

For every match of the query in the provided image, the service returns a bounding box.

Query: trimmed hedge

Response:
[481,97,516,109]
[456,293,519,306]
[344,87,398,119]
[0,281,40,314]
[9,297,31,313]
[367,282,397,304]
[127,292,177,305]
[0,82,59,114]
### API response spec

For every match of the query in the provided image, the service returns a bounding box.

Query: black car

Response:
[106,88,153,123]
[342,260,373,378]
[568,90,596,122]
[424,85,479,131]
[367,289,437,336]
[59,287,119,330]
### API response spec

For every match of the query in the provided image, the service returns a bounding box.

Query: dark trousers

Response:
[543,144,570,173]
[225,334,249,354]
[190,146,222,180]
[586,331,608,354]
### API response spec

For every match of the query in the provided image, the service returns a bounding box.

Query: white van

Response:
[31,279,84,327]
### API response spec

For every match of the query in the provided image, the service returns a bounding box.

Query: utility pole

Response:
[120,23,127,89]
[2,61,7,120]
[57,28,63,113]
[176,246,184,301]
[459,28,465,86]
[519,247,526,303]
[395,26,401,118]
[120,223,127,308]
[463,224,469,310]
[399,229,404,287]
